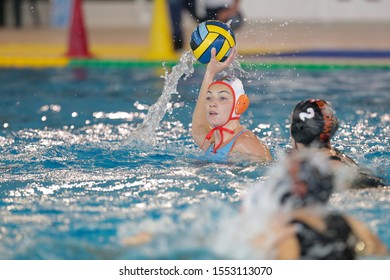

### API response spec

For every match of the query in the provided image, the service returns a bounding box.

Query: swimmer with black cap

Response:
[191,47,272,162]
[250,149,388,259]
[290,99,354,163]
[290,99,385,188]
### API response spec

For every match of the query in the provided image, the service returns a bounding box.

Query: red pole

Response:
[66,0,92,58]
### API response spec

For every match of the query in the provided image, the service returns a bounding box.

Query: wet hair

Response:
[274,150,334,208]
[290,99,339,148]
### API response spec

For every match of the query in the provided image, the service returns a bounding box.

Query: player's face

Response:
[205,83,234,127]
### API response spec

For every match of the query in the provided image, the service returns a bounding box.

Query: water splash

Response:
[132,51,196,145]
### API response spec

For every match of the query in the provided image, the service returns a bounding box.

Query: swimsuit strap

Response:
[205,126,235,153]
[202,129,248,162]
[290,212,357,259]
[213,128,248,154]
[332,148,358,166]
[329,155,342,161]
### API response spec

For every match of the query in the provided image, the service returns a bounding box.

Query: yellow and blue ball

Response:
[190,20,236,64]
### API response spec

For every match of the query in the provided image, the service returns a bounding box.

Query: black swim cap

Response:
[279,150,334,208]
[290,99,339,147]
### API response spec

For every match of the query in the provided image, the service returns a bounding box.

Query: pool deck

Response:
[0,21,390,67]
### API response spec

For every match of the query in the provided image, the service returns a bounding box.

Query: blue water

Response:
[0,63,389,259]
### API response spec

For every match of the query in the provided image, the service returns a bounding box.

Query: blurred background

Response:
[0,0,389,61]
[1,0,389,28]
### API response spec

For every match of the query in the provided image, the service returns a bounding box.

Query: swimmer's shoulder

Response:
[233,130,272,161]
[329,148,358,167]
[329,148,386,188]
[351,167,386,189]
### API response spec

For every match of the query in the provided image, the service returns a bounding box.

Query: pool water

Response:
[0,56,389,259]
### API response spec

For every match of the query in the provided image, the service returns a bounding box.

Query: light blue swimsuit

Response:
[203,129,247,162]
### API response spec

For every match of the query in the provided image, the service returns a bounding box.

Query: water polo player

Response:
[250,149,388,259]
[290,99,385,188]
[191,47,272,162]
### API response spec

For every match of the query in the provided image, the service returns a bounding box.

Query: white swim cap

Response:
[208,77,249,120]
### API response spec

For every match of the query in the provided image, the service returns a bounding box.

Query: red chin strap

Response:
[205,125,235,153]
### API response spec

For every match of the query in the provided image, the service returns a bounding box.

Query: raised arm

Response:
[345,216,388,256]
[191,47,238,147]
